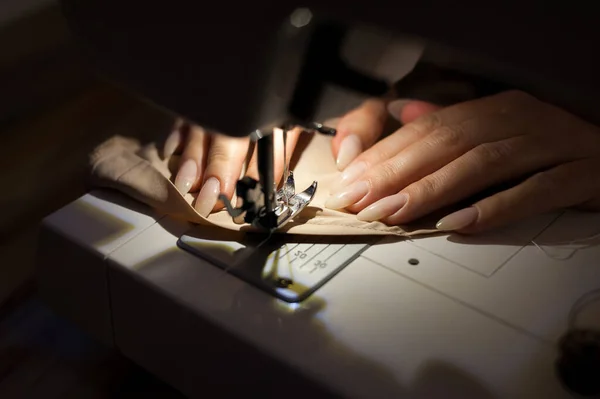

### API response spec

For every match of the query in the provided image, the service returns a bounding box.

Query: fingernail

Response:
[174,159,197,195]
[325,181,369,210]
[357,193,408,221]
[330,162,368,194]
[336,135,362,170]
[195,177,221,217]
[436,207,479,231]
[387,99,411,121]
[163,129,181,158]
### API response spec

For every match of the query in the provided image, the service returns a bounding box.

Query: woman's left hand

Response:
[325,90,600,234]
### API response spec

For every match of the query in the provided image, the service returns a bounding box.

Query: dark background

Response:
[1,1,598,397]
[0,1,183,397]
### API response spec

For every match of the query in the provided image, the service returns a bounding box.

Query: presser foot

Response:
[219,121,333,231]
[219,171,317,231]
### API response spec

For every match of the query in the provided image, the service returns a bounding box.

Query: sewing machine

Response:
[35,1,600,398]
[58,0,600,231]
[36,189,600,398]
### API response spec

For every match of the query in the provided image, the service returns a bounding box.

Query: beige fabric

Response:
[89,133,438,236]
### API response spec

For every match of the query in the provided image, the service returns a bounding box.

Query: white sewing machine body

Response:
[36,189,600,398]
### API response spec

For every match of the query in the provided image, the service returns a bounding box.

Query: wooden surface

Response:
[0,4,184,397]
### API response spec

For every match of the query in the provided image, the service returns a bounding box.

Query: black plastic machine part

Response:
[288,20,389,123]
[218,20,385,230]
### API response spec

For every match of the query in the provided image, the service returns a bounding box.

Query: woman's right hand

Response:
[330,98,442,173]
[163,119,301,217]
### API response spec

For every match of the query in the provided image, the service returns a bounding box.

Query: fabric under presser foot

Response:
[87,131,439,236]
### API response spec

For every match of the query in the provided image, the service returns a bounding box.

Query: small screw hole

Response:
[275,277,293,288]
[408,258,419,266]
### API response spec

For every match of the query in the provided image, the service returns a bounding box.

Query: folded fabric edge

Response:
[87,136,441,237]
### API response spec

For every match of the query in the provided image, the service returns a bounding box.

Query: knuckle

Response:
[379,162,399,183]
[410,175,440,200]
[403,112,441,136]
[428,125,465,149]
[360,146,391,165]
[208,146,231,165]
[472,141,514,166]
[369,162,400,190]
[401,123,422,138]
[418,111,443,131]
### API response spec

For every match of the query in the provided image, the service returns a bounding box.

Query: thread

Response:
[530,230,600,260]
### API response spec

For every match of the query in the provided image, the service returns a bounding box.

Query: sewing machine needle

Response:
[282,128,289,205]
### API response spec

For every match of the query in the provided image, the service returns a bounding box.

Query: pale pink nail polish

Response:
[336,135,362,170]
[195,177,221,217]
[174,159,197,195]
[330,162,368,194]
[387,99,411,121]
[436,207,479,231]
[163,129,181,158]
[357,193,408,222]
[324,181,369,210]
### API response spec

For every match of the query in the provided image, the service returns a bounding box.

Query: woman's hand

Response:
[330,97,441,170]
[326,90,600,234]
[163,121,301,216]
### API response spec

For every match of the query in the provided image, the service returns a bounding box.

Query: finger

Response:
[332,91,535,192]
[195,133,250,216]
[440,157,600,234]
[332,110,529,213]
[332,98,388,170]
[356,135,562,224]
[245,128,301,185]
[163,118,187,158]
[329,111,443,193]
[245,146,259,181]
[174,125,210,195]
[416,89,539,125]
[387,99,443,124]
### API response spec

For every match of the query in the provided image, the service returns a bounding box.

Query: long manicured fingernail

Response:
[174,159,197,195]
[195,177,220,217]
[357,193,408,221]
[387,99,411,121]
[325,181,369,210]
[436,207,479,231]
[336,135,362,170]
[163,129,181,158]
[330,162,368,194]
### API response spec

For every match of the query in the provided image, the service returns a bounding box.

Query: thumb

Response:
[331,98,388,171]
[388,99,443,125]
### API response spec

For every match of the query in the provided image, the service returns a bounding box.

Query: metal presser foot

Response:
[219,122,336,231]
[219,169,318,232]
[277,170,318,222]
